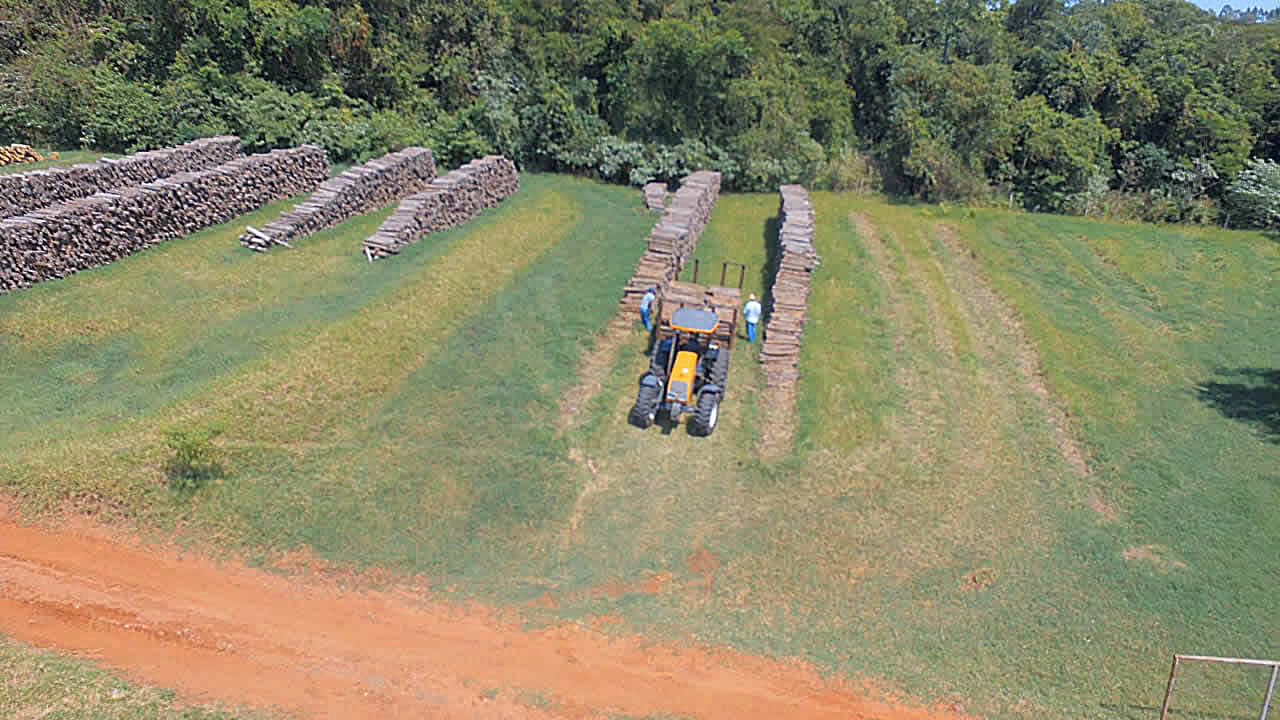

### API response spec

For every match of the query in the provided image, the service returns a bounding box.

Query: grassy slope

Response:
[2,180,1278,720]
[0,637,283,720]
[0,173,655,557]
[525,195,1279,720]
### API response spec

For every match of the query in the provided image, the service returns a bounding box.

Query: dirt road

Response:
[0,514,967,720]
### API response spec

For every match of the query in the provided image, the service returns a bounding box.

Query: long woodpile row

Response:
[612,170,722,328]
[0,146,328,295]
[362,155,519,259]
[643,182,667,211]
[0,144,42,166]
[761,184,820,388]
[0,137,242,220]
[240,146,436,251]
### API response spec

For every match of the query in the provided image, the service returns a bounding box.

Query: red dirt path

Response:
[0,513,970,720]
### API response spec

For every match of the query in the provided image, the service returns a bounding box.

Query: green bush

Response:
[163,426,224,492]
[815,146,883,194]
[81,66,163,152]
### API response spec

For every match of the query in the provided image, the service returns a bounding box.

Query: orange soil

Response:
[0,513,971,720]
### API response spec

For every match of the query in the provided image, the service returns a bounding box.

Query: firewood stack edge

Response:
[760,184,819,388]
[612,170,721,329]
[0,137,243,221]
[363,155,520,259]
[0,146,328,295]
[643,182,667,211]
[240,146,435,251]
[0,144,44,166]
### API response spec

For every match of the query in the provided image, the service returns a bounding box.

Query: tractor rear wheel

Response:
[691,392,720,436]
[629,384,661,428]
[650,337,673,376]
[710,347,730,387]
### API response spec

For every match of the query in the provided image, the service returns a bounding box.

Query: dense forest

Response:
[1,0,1278,226]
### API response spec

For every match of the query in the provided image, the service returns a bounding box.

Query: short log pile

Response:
[0,146,328,295]
[761,184,820,388]
[657,280,741,347]
[0,137,242,220]
[613,170,721,328]
[362,155,520,259]
[0,144,42,166]
[240,146,435,251]
[643,182,667,211]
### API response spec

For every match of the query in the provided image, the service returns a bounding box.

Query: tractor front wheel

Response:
[630,384,661,428]
[691,392,720,436]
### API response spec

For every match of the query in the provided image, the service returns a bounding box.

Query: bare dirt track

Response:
[0,513,972,720]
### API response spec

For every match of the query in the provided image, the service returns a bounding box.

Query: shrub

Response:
[1225,157,1280,230]
[163,426,225,492]
[816,146,883,194]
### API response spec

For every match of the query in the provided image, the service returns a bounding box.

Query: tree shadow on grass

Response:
[1195,368,1280,442]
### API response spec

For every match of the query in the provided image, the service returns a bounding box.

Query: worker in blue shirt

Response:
[743,293,762,343]
[640,286,657,331]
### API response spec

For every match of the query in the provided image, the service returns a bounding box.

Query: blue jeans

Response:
[641,307,652,331]
[746,321,757,343]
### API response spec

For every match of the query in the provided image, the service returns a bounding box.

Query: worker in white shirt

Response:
[743,293,762,343]
[640,286,657,331]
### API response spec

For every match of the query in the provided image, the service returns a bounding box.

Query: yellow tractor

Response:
[629,306,731,435]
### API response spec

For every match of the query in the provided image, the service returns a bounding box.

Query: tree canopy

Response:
[1,0,1278,224]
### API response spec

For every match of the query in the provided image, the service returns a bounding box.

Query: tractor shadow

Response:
[1195,367,1280,442]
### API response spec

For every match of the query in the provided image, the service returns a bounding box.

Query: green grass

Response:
[678,193,774,302]
[2,181,1278,720]
[0,637,282,719]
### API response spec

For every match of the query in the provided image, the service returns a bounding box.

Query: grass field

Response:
[0,637,281,720]
[2,178,1278,719]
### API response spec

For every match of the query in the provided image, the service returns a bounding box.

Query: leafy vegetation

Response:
[164,426,226,492]
[1,0,1278,221]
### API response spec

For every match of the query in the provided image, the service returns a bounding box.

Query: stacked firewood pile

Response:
[240,146,435,251]
[0,137,242,220]
[363,155,519,259]
[613,170,721,328]
[643,182,667,211]
[0,144,42,166]
[760,184,819,388]
[657,280,741,347]
[0,146,328,295]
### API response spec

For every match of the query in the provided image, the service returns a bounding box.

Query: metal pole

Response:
[1260,664,1278,720]
[1160,656,1180,720]
[738,263,745,290]
[692,258,699,284]
[720,261,727,286]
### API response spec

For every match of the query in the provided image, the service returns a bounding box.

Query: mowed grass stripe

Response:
[187,176,655,572]
[196,187,581,445]
[0,177,585,514]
